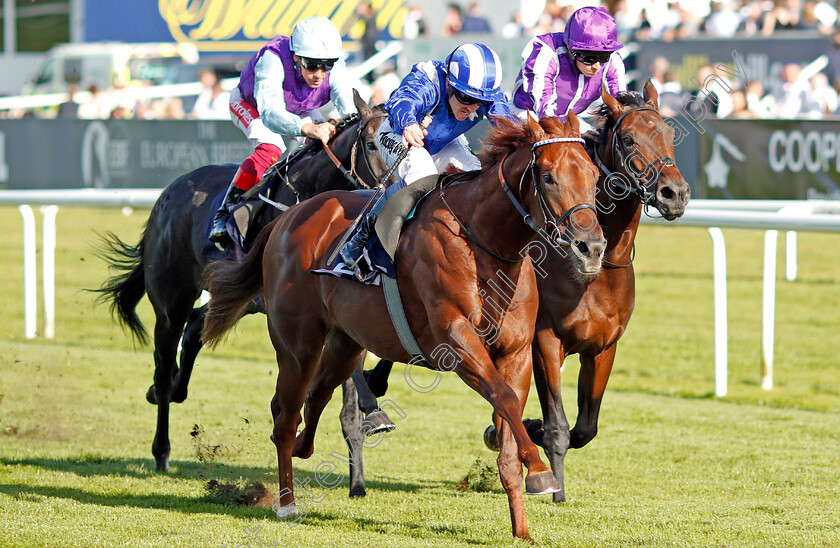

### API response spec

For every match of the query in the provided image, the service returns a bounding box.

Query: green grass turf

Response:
[0,205,838,546]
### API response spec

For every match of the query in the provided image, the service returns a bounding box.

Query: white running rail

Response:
[2,190,839,396]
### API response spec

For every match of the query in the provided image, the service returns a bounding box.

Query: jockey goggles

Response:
[299,57,336,71]
[573,51,612,65]
[451,88,486,106]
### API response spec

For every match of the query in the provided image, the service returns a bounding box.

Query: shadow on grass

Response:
[0,455,271,481]
[0,476,504,546]
[0,456,479,538]
[0,455,444,497]
[0,481,274,519]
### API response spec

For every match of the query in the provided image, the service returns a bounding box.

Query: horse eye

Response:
[366,141,377,151]
[622,136,634,147]
[542,172,554,185]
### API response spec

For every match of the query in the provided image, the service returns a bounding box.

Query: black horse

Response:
[93,91,391,475]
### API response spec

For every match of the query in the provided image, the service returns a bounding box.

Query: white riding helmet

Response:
[290,17,343,60]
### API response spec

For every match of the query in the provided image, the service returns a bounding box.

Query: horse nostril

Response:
[575,240,590,257]
[591,239,606,259]
[659,186,675,201]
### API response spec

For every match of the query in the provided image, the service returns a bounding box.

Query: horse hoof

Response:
[275,503,298,519]
[146,386,158,405]
[525,471,560,495]
[483,425,500,452]
[291,434,314,459]
[155,457,170,473]
[349,486,367,498]
[363,410,396,436]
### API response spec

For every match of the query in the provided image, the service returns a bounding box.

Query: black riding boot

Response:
[209,183,243,247]
[339,194,388,277]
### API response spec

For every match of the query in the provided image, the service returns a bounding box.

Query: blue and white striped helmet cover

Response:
[446,43,503,101]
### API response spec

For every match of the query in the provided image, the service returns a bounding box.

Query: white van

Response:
[22,42,200,95]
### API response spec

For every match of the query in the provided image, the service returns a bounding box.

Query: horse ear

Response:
[601,81,626,118]
[643,78,660,110]
[566,109,581,136]
[353,88,371,117]
[527,111,545,140]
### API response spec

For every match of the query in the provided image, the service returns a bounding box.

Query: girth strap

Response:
[382,276,430,366]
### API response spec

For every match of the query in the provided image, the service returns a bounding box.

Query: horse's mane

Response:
[478,115,578,167]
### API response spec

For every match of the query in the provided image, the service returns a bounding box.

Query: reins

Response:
[323,112,390,190]
[439,137,597,263]
[254,110,388,213]
[440,170,524,263]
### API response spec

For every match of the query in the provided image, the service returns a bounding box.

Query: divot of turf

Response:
[204,479,275,507]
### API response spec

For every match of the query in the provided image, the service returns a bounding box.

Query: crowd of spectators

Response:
[489,0,840,41]
[649,51,840,120]
[433,0,840,120]
[1,66,230,121]
[6,1,840,121]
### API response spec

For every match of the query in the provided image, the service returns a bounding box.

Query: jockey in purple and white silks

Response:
[512,7,627,123]
[210,17,357,247]
[339,42,515,279]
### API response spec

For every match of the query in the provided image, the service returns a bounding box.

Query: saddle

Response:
[204,147,313,261]
[311,174,440,286]
[374,174,440,262]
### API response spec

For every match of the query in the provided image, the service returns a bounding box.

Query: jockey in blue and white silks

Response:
[210,16,356,247]
[376,42,514,185]
[511,7,627,122]
[340,43,514,279]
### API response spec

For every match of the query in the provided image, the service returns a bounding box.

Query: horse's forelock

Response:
[479,116,536,166]
[591,91,646,130]
[539,116,577,139]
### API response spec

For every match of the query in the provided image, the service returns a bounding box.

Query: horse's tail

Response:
[90,230,149,345]
[201,223,271,349]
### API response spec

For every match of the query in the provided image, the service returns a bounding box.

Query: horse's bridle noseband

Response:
[505,137,599,249]
[439,137,598,264]
[592,106,674,209]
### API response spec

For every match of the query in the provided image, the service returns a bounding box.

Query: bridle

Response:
[592,106,674,210]
[258,111,389,211]
[591,106,674,269]
[322,111,390,190]
[440,137,598,263]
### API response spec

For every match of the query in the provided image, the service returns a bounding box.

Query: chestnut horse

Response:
[201,113,606,541]
[521,81,691,501]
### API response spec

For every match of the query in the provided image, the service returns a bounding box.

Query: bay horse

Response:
[92,91,390,473]
[201,113,606,541]
[487,80,692,502]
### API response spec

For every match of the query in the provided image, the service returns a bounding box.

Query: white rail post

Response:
[43,205,58,339]
[762,230,778,390]
[18,205,37,339]
[785,231,797,281]
[708,227,727,397]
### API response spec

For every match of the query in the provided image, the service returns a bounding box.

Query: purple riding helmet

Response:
[564,6,622,60]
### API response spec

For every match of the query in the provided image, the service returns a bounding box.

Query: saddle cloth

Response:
[311,174,440,286]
